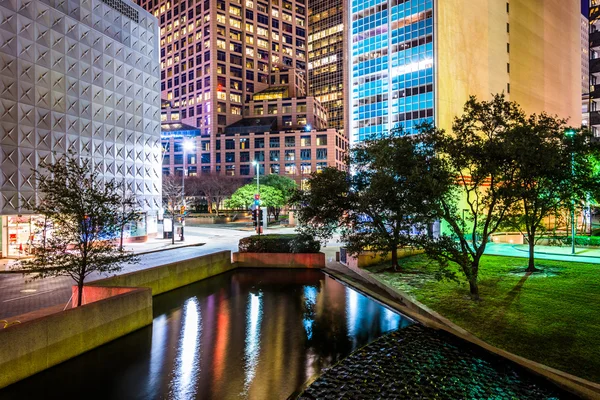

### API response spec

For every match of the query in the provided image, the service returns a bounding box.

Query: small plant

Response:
[238,234,320,253]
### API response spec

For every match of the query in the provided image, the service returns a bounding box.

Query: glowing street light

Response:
[565,129,576,255]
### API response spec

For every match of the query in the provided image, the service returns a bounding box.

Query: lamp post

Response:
[565,129,576,255]
[181,139,195,241]
[253,160,261,234]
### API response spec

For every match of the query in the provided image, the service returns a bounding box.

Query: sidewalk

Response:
[484,242,600,264]
[0,235,206,272]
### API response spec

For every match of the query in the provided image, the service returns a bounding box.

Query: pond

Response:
[0,269,411,400]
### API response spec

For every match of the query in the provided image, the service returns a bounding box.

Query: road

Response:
[0,226,257,320]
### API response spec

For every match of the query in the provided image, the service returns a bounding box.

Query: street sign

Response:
[254,199,260,206]
[254,194,260,200]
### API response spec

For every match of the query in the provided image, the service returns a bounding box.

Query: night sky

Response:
[583,0,588,16]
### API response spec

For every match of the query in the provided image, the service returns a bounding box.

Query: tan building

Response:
[349,0,582,144]
[139,0,310,171]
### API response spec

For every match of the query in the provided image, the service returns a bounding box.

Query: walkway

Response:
[0,225,255,320]
[484,242,600,264]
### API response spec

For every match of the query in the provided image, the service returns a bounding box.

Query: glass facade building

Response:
[308,0,346,132]
[349,0,433,143]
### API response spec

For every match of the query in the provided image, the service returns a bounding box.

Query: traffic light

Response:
[180,205,185,215]
[252,209,258,227]
[258,209,263,226]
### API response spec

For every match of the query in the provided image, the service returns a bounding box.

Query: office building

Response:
[0,0,162,256]
[308,0,346,133]
[583,13,590,127]
[139,0,310,172]
[349,0,581,144]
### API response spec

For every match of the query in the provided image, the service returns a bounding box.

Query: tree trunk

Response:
[119,224,124,251]
[77,280,84,307]
[468,278,479,300]
[391,248,400,271]
[171,216,175,245]
[527,236,536,272]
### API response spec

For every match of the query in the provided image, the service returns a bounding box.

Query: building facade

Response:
[0,0,162,256]
[139,0,310,171]
[583,13,590,127]
[348,0,582,144]
[308,0,346,133]
[589,2,600,135]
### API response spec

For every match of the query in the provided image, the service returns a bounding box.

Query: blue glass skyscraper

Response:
[349,0,434,143]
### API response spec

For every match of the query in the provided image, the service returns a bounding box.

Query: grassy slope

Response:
[367,255,600,383]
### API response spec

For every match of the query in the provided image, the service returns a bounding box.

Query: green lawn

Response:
[366,254,600,383]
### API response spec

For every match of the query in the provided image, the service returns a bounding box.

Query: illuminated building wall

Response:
[0,0,161,256]
[308,0,346,133]
[138,0,309,172]
[349,0,581,144]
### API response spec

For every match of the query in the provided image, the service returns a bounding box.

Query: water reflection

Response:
[170,297,201,399]
[0,269,412,400]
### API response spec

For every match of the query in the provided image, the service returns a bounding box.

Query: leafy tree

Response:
[15,154,139,307]
[503,119,600,272]
[422,94,524,299]
[162,175,183,244]
[185,174,244,214]
[260,174,297,220]
[293,132,453,271]
[226,184,285,219]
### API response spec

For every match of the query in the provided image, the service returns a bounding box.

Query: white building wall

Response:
[0,0,162,218]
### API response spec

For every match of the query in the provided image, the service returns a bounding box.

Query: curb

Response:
[325,263,600,400]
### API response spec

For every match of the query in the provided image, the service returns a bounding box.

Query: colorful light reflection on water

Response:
[0,269,412,400]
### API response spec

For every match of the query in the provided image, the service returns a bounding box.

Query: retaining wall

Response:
[233,252,325,268]
[0,286,152,389]
[345,248,424,269]
[92,250,235,295]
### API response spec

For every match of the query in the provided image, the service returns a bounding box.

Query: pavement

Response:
[0,225,267,320]
[484,242,600,264]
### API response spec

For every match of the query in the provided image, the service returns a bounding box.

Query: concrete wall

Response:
[0,287,152,389]
[92,250,235,295]
[233,252,325,268]
[345,249,424,269]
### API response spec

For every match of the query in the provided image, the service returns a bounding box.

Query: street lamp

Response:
[565,129,576,255]
[253,160,263,235]
[181,139,195,241]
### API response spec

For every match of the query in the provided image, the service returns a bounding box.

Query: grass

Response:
[365,254,600,383]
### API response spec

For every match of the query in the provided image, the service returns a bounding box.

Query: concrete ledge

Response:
[232,252,325,268]
[92,250,235,295]
[0,286,152,389]
[344,248,424,269]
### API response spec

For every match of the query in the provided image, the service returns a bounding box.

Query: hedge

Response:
[238,234,321,253]
[563,235,600,247]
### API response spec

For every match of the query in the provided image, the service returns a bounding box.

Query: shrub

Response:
[238,234,320,253]
[563,236,600,247]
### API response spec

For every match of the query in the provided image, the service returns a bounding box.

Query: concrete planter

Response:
[233,252,326,268]
[0,286,152,389]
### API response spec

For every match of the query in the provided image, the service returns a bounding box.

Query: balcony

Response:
[589,110,600,126]
[591,30,600,49]
[590,57,600,74]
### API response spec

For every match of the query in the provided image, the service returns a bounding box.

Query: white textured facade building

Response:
[0,0,162,256]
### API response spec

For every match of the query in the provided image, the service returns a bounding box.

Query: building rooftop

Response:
[224,117,278,135]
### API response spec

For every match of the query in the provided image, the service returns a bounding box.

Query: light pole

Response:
[565,129,576,254]
[181,139,194,241]
[253,160,261,234]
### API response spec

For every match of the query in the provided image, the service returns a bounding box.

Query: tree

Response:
[260,175,297,220]
[503,118,600,272]
[15,154,139,307]
[162,175,183,245]
[226,184,285,220]
[293,132,453,271]
[422,94,524,299]
[185,174,244,214]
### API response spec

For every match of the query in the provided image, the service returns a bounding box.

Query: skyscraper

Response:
[0,0,162,256]
[349,0,581,144]
[138,0,310,173]
[308,0,346,133]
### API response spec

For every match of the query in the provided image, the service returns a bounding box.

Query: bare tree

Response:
[15,154,139,307]
[186,174,244,215]
[162,175,183,244]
